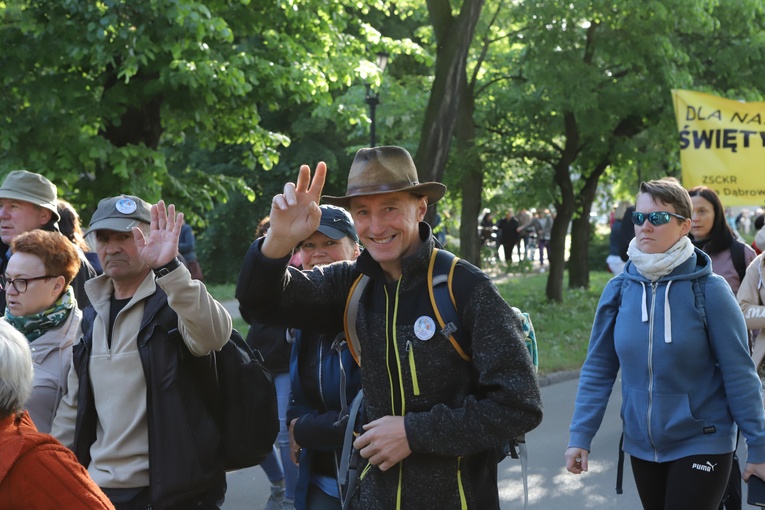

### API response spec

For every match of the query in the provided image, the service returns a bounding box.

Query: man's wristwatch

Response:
[153,257,182,277]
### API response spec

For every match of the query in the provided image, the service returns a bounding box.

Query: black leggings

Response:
[631,452,734,510]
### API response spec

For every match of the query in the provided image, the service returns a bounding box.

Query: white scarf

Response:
[627,236,694,282]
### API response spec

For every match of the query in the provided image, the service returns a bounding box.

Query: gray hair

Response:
[0,319,34,419]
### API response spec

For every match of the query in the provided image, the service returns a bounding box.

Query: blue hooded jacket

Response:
[569,247,765,463]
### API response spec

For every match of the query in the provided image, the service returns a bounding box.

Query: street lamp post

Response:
[365,52,389,148]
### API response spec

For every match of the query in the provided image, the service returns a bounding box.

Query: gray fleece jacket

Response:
[237,223,543,509]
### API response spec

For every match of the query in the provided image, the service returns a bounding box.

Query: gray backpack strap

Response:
[344,274,368,365]
[339,389,365,510]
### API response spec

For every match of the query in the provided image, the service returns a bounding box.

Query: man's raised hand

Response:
[262,162,327,259]
[134,200,183,269]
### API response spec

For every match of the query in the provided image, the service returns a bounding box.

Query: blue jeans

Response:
[258,372,298,500]
[275,372,298,500]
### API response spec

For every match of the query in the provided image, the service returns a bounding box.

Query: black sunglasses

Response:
[631,211,687,227]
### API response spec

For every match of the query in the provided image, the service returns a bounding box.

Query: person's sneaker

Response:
[264,485,285,510]
[281,498,296,510]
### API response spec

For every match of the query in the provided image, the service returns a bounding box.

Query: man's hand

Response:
[353,416,412,472]
[134,200,183,269]
[262,162,327,259]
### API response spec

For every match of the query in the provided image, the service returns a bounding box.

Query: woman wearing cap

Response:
[2,230,81,433]
[287,205,362,510]
[566,179,765,509]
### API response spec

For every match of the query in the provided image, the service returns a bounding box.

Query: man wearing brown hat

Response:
[0,170,96,309]
[237,146,543,509]
[52,195,232,509]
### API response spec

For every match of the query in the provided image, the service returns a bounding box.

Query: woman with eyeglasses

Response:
[565,178,765,509]
[2,230,81,433]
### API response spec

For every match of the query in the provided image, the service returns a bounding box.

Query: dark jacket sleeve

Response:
[618,206,636,261]
[244,321,292,373]
[236,238,355,334]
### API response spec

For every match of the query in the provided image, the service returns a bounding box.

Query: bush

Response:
[587,230,612,274]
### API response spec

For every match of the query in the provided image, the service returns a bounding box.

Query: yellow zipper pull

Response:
[407,341,420,396]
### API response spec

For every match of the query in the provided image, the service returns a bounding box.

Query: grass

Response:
[494,270,613,375]
[214,270,613,376]
[207,282,237,302]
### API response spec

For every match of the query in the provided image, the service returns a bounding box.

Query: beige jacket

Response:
[737,252,765,367]
[17,308,82,434]
[51,264,231,489]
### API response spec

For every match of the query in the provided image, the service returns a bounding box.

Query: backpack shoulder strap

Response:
[344,274,368,366]
[428,248,470,361]
[731,240,747,283]
[692,275,708,330]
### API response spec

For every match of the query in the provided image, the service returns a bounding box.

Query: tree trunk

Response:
[546,112,580,302]
[567,159,610,289]
[417,0,485,226]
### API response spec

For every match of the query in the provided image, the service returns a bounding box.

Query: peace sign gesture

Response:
[261,162,327,259]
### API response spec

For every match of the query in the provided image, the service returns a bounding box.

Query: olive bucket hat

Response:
[321,146,446,209]
[0,170,60,222]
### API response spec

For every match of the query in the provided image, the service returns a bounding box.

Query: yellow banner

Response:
[672,89,765,206]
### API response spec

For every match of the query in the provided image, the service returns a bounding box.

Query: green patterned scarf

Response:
[5,286,76,342]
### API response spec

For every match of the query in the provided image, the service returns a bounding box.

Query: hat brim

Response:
[322,182,446,209]
[0,190,61,223]
[316,225,349,240]
[84,218,148,237]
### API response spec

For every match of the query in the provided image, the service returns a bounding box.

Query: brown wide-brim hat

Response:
[322,146,446,209]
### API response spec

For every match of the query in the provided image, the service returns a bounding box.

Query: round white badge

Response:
[414,316,436,341]
[116,198,137,214]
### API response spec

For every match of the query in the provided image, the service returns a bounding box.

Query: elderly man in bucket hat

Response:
[0,170,96,309]
[52,195,231,510]
[237,146,543,510]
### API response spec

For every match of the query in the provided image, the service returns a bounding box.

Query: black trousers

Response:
[107,476,227,510]
[631,452,733,510]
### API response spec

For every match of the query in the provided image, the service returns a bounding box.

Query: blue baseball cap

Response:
[316,205,358,243]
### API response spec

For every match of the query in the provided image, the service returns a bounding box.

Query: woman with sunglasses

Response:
[2,230,81,433]
[565,178,765,509]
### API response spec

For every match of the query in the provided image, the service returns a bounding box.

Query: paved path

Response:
[222,376,643,509]
[222,375,757,509]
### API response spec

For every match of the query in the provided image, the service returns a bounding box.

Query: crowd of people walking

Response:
[2,159,765,510]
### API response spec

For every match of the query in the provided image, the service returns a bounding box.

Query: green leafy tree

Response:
[0,0,370,213]
[486,0,765,301]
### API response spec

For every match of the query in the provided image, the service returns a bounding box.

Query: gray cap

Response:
[85,195,151,236]
[0,170,60,222]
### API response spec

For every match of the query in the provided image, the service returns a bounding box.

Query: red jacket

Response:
[0,412,114,510]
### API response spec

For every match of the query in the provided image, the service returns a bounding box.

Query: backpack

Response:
[80,303,279,472]
[340,248,538,508]
[730,239,748,283]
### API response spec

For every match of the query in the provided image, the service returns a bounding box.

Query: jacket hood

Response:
[620,247,712,344]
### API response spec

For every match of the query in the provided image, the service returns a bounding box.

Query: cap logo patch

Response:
[116,198,137,214]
